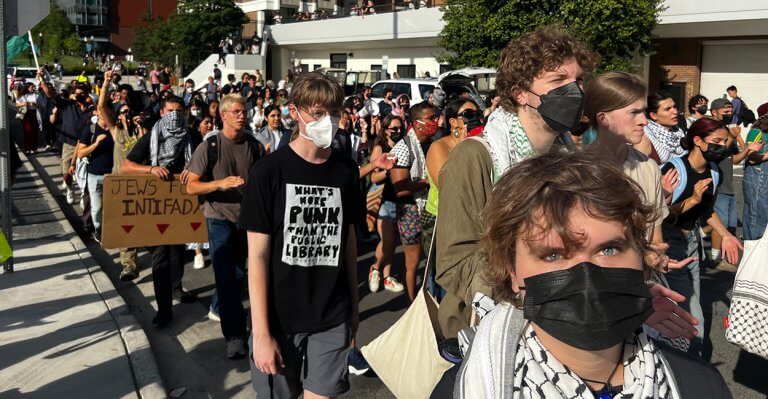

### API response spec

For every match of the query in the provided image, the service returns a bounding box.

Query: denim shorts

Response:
[378,200,397,223]
[713,193,737,229]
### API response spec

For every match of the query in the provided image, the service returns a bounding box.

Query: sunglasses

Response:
[387,126,403,133]
[458,109,479,120]
[119,109,131,115]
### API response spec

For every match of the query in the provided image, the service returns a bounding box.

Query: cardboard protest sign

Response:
[101,174,207,249]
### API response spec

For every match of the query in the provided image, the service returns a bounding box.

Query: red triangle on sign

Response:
[156,224,170,234]
[122,225,134,234]
[190,222,202,231]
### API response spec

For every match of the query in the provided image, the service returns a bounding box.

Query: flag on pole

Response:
[6,35,31,61]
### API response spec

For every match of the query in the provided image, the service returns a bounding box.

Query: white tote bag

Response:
[725,231,768,358]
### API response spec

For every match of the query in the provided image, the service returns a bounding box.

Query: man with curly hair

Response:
[435,27,598,338]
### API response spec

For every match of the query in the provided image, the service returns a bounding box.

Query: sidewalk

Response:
[0,150,164,398]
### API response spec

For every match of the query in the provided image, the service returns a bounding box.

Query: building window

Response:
[300,64,309,73]
[439,64,452,74]
[370,64,382,70]
[661,82,686,122]
[397,64,416,79]
[314,64,322,71]
[330,53,347,70]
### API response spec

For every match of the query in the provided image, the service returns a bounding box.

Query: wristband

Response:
[149,166,155,174]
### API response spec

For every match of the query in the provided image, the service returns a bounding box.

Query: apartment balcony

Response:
[269,6,444,49]
[236,0,281,12]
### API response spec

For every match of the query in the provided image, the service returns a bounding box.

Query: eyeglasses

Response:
[459,109,479,120]
[302,109,341,120]
[387,126,403,133]
[119,109,131,115]
[225,109,246,116]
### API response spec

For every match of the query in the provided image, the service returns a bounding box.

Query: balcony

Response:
[655,0,768,38]
[236,0,280,12]
[269,6,444,48]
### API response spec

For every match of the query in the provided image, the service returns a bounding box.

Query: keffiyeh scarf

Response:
[482,107,536,182]
[149,111,192,167]
[456,303,681,399]
[644,120,686,163]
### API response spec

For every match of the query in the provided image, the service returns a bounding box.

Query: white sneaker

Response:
[60,182,68,191]
[79,194,85,210]
[384,276,404,293]
[193,253,206,269]
[66,188,75,205]
[369,268,381,293]
[208,308,220,322]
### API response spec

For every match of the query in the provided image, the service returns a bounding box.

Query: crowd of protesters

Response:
[11,25,768,399]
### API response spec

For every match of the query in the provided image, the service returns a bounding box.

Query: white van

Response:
[369,67,497,107]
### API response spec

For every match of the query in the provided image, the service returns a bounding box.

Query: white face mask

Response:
[298,111,338,149]
[91,115,99,125]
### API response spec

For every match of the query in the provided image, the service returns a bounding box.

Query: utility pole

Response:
[1,0,14,273]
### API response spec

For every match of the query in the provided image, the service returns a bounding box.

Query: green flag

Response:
[6,35,31,61]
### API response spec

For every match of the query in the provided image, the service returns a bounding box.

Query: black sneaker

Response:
[347,348,370,376]
[152,311,172,328]
[173,288,197,303]
[226,337,247,359]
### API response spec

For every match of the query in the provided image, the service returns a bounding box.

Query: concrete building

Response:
[56,0,110,47]
[243,0,767,113]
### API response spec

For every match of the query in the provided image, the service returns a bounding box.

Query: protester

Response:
[15,82,43,155]
[637,92,685,164]
[726,85,747,126]
[435,27,597,338]
[97,71,146,279]
[249,94,266,131]
[75,93,114,243]
[686,94,708,127]
[122,95,198,327]
[185,94,265,358]
[743,115,768,240]
[661,117,743,355]
[438,151,731,399]
[253,105,289,153]
[366,114,406,294]
[240,72,394,398]
[707,98,754,271]
[150,65,161,95]
[160,66,172,91]
[390,101,439,301]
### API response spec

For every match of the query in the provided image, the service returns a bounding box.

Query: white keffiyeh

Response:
[482,107,537,182]
[149,111,192,167]
[456,303,681,399]
[644,120,686,163]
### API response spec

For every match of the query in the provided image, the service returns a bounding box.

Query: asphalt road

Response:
[10,115,768,398]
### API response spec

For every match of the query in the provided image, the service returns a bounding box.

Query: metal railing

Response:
[268,1,436,25]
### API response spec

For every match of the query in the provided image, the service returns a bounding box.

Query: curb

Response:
[22,152,166,399]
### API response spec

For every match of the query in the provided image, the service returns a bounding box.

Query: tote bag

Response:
[0,230,11,263]
[361,230,452,398]
[726,231,768,358]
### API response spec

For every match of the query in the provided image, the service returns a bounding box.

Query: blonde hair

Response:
[584,72,647,128]
[219,93,246,113]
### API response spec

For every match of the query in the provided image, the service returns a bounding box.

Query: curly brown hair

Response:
[482,151,655,303]
[496,26,599,113]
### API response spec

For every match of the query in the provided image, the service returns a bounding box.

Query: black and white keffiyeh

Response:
[149,111,192,167]
[456,303,681,399]
[643,120,686,163]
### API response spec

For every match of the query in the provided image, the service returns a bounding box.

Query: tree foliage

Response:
[133,0,249,73]
[438,0,663,72]
[30,0,80,57]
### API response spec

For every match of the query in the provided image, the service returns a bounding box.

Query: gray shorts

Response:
[60,143,76,178]
[249,322,350,398]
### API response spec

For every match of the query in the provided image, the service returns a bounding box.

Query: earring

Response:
[453,128,460,138]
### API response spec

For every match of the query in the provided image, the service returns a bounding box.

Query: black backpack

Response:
[737,98,756,126]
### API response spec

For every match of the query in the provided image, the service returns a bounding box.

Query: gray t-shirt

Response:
[186,133,263,223]
[716,144,740,195]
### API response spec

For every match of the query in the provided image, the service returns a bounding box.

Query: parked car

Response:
[437,67,497,102]
[369,68,497,109]
[7,66,55,99]
[318,67,382,96]
[369,78,438,105]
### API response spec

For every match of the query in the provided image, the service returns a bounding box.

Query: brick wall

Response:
[648,38,702,116]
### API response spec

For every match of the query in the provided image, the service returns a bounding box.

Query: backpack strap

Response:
[666,157,688,205]
[205,134,219,183]
[709,162,720,195]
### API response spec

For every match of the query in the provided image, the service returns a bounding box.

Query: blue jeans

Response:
[207,218,248,340]
[743,165,768,240]
[87,173,105,231]
[713,192,737,231]
[662,224,703,355]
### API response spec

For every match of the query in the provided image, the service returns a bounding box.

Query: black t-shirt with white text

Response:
[238,145,363,333]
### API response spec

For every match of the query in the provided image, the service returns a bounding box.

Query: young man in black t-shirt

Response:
[239,72,394,398]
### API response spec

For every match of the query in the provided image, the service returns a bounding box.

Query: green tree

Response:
[63,33,84,56]
[30,0,79,58]
[438,0,663,72]
[133,0,249,73]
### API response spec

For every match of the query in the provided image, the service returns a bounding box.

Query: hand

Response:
[372,153,396,170]
[690,178,711,206]
[68,165,75,176]
[104,71,113,81]
[264,143,271,154]
[132,115,144,125]
[645,283,699,339]
[217,176,245,190]
[748,141,763,153]
[661,169,679,198]
[721,234,743,265]
[95,134,107,143]
[179,169,190,185]
[728,126,741,138]
[252,334,284,375]
[645,242,670,272]
[150,166,171,180]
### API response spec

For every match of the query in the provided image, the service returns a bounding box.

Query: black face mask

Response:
[389,127,404,142]
[696,105,708,115]
[528,81,584,134]
[76,93,88,104]
[701,142,728,162]
[521,262,652,351]
[721,114,733,125]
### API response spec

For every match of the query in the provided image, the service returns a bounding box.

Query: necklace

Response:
[577,346,624,399]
